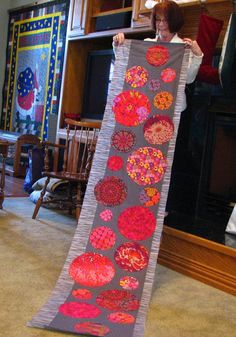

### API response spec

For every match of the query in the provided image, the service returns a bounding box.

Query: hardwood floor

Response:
[5,175,28,197]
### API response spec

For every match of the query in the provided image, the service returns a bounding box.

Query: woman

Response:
[113,0,203,111]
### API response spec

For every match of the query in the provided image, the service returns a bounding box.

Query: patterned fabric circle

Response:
[94,176,127,207]
[107,312,135,324]
[96,289,140,311]
[72,288,93,300]
[143,115,174,145]
[139,187,160,207]
[146,45,169,66]
[99,209,113,222]
[126,147,167,185]
[120,276,139,290]
[153,91,173,110]
[59,302,101,318]
[125,65,148,88]
[118,206,156,241]
[74,322,110,336]
[107,155,123,171]
[112,90,151,126]
[90,226,116,250]
[69,252,115,287]
[161,67,176,82]
[148,78,161,92]
[114,242,149,272]
[111,130,136,152]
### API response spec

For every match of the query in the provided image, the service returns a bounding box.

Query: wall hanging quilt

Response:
[1,0,69,140]
[29,39,189,337]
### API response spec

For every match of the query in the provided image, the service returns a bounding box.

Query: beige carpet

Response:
[0,197,236,337]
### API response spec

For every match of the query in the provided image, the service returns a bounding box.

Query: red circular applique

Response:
[161,67,176,82]
[59,302,101,318]
[72,288,93,300]
[143,115,174,144]
[69,252,115,287]
[139,187,160,207]
[94,176,127,206]
[153,91,173,110]
[107,156,123,171]
[74,322,110,336]
[111,130,136,152]
[125,65,148,88]
[146,45,169,66]
[112,90,151,126]
[107,312,135,324]
[120,276,139,290]
[96,289,140,311]
[114,242,149,272]
[99,209,113,222]
[126,147,167,185]
[90,226,116,250]
[118,206,156,240]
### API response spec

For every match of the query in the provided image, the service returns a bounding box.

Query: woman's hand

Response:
[113,33,125,46]
[183,38,203,57]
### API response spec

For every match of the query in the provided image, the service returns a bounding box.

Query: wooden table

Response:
[0,141,11,208]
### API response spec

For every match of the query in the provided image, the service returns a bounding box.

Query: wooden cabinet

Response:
[132,0,152,28]
[67,0,90,37]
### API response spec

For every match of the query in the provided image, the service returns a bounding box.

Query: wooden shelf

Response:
[92,7,132,18]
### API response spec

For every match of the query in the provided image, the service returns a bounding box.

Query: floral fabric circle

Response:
[143,115,174,145]
[111,130,136,153]
[114,242,149,272]
[72,288,93,300]
[148,78,161,92]
[90,226,116,250]
[94,176,127,207]
[125,65,148,88]
[146,45,169,66]
[118,206,156,241]
[120,276,139,290]
[161,67,176,82]
[99,209,113,222]
[139,187,160,207]
[107,312,135,324]
[96,289,140,311]
[107,155,123,171]
[154,91,173,110]
[112,90,151,126]
[69,252,115,287]
[126,147,167,185]
[59,302,101,318]
[74,322,110,336]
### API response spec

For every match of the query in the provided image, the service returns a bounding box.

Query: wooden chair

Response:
[32,119,101,219]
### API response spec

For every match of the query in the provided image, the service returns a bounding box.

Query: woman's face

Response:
[155,15,170,35]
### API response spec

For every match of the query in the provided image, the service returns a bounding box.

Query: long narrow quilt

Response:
[29,39,189,337]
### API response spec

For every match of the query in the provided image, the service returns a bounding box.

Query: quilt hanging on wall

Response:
[29,40,189,337]
[1,0,69,140]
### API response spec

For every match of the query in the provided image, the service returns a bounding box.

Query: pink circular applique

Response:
[111,130,136,152]
[69,252,115,287]
[139,187,160,207]
[90,226,116,250]
[114,242,149,272]
[72,288,93,300]
[94,176,127,206]
[146,45,169,66]
[120,276,139,290]
[118,206,156,241]
[107,156,123,171]
[161,67,176,82]
[74,322,110,336]
[112,90,151,126]
[126,147,167,185]
[153,91,173,110]
[99,209,113,222]
[143,115,174,145]
[125,65,148,88]
[59,302,101,318]
[148,78,161,92]
[108,312,135,324]
[96,289,140,311]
